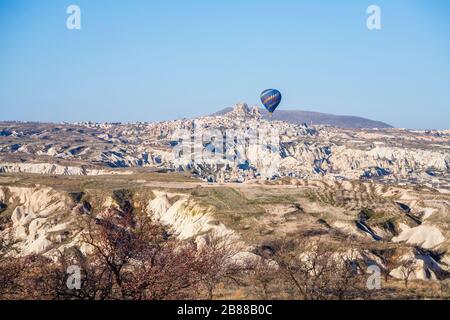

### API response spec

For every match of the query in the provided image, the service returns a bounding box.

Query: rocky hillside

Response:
[0,174,448,293]
[1,104,448,189]
[213,106,393,128]
[0,105,449,298]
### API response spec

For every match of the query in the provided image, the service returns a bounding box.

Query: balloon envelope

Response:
[260,89,282,113]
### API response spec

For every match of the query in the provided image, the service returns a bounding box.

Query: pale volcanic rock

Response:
[0,162,131,175]
[1,187,74,255]
[389,249,444,281]
[250,105,261,118]
[2,105,448,188]
[392,225,445,249]
[147,192,237,242]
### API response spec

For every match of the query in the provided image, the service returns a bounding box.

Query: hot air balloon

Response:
[260,89,282,117]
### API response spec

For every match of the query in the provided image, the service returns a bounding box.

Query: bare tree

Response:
[246,257,277,299]
[0,235,24,299]
[271,239,366,300]
[378,248,397,283]
[0,193,236,300]
[399,258,416,288]
[194,236,238,300]
[47,206,235,300]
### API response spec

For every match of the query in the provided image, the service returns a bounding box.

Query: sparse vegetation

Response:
[0,170,448,300]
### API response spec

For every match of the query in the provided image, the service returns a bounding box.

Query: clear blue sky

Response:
[0,0,449,129]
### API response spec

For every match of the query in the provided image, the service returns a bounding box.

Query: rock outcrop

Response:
[1,106,448,188]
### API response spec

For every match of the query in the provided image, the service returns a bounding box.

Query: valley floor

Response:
[1,171,449,299]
